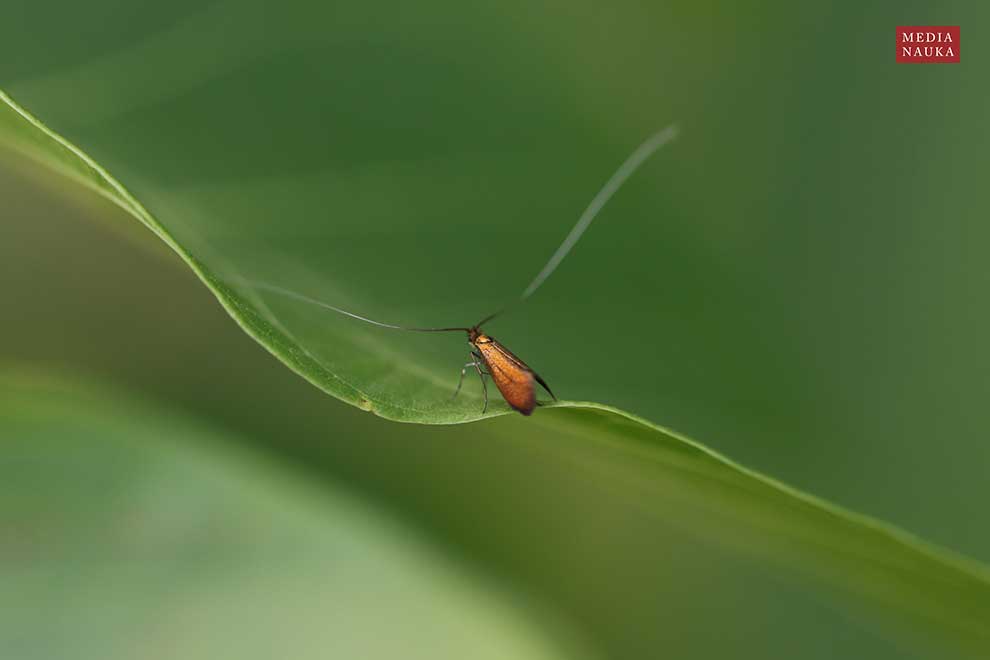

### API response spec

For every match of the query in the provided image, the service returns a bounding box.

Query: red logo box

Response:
[896,26,960,63]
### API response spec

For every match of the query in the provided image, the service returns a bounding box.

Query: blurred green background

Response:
[2,1,989,658]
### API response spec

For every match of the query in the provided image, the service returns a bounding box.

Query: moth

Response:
[452,325,556,416]
[235,125,677,415]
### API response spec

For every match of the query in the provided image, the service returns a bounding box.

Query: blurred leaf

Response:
[3,3,990,656]
[0,369,588,660]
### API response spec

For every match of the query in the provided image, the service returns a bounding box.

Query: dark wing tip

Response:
[533,372,556,400]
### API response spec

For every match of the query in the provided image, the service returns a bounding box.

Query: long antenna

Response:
[476,123,679,327]
[231,279,468,333]
[229,124,678,333]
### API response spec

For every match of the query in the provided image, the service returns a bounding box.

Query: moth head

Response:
[468,327,491,344]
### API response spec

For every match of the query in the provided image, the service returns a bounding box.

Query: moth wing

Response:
[484,339,556,401]
[477,340,536,415]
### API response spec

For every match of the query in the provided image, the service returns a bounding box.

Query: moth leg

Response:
[451,361,478,400]
[474,359,489,414]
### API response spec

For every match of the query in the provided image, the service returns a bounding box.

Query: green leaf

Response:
[4,5,990,656]
[0,369,588,660]
[0,85,529,423]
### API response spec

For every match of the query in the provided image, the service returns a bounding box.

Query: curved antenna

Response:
[521,124,679,302]
[228,125,678,334]
[230,279,469,333]
[473,310,501,329]
[476,124,679,328]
